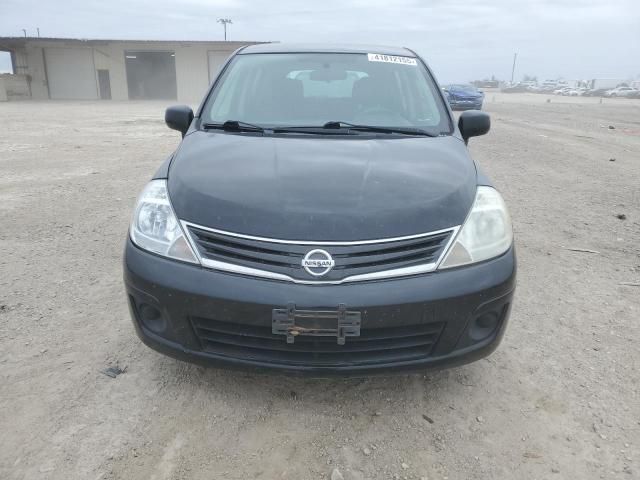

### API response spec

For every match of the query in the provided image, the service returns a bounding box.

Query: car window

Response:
[202,52,450,132]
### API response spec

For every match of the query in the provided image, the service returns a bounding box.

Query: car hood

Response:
[168,131,477,241]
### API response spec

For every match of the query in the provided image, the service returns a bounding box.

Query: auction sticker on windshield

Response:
[367,53,417,66]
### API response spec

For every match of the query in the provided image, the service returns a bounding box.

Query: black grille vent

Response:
[191,316,445,367]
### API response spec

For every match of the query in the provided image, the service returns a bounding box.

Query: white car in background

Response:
[567,88,588,96]
[605,86,638,97]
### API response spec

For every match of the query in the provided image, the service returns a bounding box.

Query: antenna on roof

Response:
[217,18,232,41]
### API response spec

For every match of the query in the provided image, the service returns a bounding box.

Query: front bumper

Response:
[124,239,516,375]
[448,97,484,110]
[449,101,484,111]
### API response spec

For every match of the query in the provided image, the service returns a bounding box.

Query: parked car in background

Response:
[583,88,610,97]
[605,86,637,97]
[539,81,559,92]
[501,83,529,93]
[443,84,484,110]
[567,87,588,96]
[553,87,572,95]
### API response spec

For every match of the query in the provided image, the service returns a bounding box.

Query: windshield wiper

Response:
[202,120,265,132]
[203,122,347,136]
[322,121,438,137]
[202,120,439,137]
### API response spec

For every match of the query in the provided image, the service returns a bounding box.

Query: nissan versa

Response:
[123,44,516,374]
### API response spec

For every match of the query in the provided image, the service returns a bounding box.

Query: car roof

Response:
[240,43,416,57]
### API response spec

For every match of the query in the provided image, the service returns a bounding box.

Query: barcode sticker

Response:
[367,53,417,66]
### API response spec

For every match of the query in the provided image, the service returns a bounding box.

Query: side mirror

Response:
[458,110,490,144]
[165,105,194,137]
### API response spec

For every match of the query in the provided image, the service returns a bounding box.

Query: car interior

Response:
[206,57,443,128]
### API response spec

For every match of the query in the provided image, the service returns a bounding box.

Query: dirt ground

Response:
[1,93,639,480]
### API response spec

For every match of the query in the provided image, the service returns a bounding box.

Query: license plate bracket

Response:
[272,302,361,345]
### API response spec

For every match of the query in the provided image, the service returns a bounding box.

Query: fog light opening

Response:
[138,303,166,333]
[469,311,499,341]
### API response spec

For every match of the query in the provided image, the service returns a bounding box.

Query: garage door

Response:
[208,51,231,83]
[125,51,177,100]
[45,48,97,100]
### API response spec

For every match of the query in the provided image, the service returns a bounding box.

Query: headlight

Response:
[130,179,199,264]
[439,186,513,269]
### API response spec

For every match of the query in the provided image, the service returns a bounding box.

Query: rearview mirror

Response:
[458,111,490,144]
[310,69,348,81]
[165,105,194,137]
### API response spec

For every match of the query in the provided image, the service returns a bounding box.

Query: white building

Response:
[0,37,263,102]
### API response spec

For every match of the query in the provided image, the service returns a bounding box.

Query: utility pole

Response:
[510,53,518,85]
[217,18,232,41]
[37,27,40,37]
[22,29,27,38]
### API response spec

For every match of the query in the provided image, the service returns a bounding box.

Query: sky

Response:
[1,0,639,82]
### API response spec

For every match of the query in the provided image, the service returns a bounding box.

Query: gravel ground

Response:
[1,94,639,480]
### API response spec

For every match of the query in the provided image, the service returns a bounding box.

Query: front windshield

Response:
[448,84,479,94]
[202,52,450,133]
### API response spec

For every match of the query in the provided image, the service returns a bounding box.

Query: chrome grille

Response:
[184,222,455,283]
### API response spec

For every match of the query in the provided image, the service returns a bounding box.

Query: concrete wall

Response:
[0,74,31,100]
[26,46,49,99]
[174,44,211,104]
[3,40,257,102]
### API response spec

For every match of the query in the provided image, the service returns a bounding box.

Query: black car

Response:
[124,44,516,375]
[443,84,485,110]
